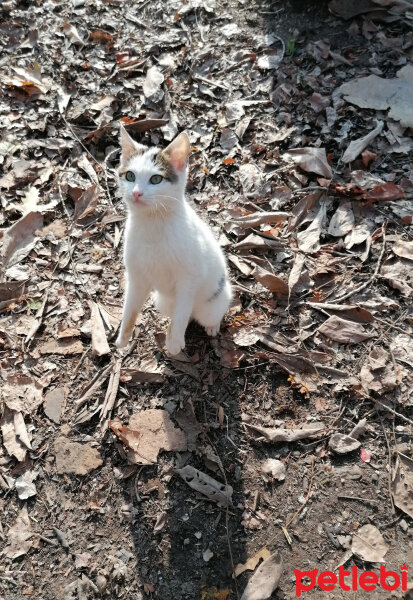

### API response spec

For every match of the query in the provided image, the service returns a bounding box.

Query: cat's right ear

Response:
[120,126,146,164]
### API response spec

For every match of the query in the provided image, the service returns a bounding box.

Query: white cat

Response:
[115,127,232,355]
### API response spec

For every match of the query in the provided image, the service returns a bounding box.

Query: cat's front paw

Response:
[115,334,129,349]
[165,334,185,356]
[205,323,220,337]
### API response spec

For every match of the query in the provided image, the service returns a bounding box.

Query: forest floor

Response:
[0,0,413,599]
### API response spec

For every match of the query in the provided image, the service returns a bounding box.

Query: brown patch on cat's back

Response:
[154,152,178,183]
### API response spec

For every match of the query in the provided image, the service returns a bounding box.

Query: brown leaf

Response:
[251,266,288,298]
[392,239,413,261]
[109,410,186,464]
[3,507,33,559]
[231,211,289,229]
[351,524,389,563]
[0,406,28,461]
[124,118,169,133]
[89,301,110,357]
[318,315,374,344]
[364,182,406,204]
[284,147,332,178]
[240,552,283,600]
[0,211,43,272]
[73,184,100,221]
[392,454,413,519]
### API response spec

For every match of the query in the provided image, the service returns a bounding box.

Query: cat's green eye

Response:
[149,174,163,185]
[125,171,135,182]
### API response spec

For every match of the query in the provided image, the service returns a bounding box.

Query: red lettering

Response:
[402,568,408,591]
[338,566,351,591]
[380,566,400,591]
[352,565,358,591]
[359,571,378,591]
[294,569,318,597]
[318,571,337,591]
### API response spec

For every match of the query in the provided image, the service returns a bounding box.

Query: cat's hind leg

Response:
[153,291,174,318]
[194,280,232,337]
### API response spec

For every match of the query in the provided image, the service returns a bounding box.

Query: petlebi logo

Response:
[294,564,409,597]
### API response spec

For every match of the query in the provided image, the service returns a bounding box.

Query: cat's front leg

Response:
[165,282,195,356]
[115,278,150,348]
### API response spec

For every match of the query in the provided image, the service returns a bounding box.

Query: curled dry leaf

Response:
[109,410,186,464]
[284,147,332,178]
[89,301,110,357]
[329,433,361,454]
[391,454,413,519]
[261,458,286,482]
[245,422,324,443]
[351,524,389,563]
[342,121,383,163]
[318,315,374,344]
[176,465,233,507]
[240,552,283,600]
[231,211,289,229]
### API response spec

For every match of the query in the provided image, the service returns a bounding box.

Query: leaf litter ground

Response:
[0,0,413,599]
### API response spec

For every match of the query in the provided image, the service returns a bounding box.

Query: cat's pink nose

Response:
[133,191,143,201]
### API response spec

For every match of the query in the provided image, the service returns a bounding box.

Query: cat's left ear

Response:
[162,132,191,172]
[120,126,146,164]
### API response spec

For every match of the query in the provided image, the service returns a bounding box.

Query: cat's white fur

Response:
[115,128,232,355]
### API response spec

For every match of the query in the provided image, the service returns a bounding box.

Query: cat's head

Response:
[118,127,191,214]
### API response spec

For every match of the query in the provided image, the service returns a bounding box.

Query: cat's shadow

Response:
[115,329,248,600]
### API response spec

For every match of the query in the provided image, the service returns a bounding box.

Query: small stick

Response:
[284,455,315,530]
[379,416,396,514]
[373,398,413,426]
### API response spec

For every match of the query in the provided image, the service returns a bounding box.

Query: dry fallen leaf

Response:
[328,202,355,237]
[109,410,186,464]
[251,265,289,298]
[176,465,233,507]
[351,524,389,563]
[284,147,332,178]
[245,422,325,443]
[234,548,272,578]
[240,552,283,600]
[89,301,110,357]
[340,64,413,128]
[392,239,413,261]
[329,433,361,454]
[3,506,33,559]
[261,459,286,482]
[391,454,413,519]
[342,121,383,163]
[318,315,374,344]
